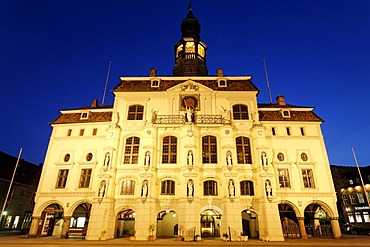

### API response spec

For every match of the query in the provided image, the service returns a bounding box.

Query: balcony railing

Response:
[153,115,185,125]
[152,114,230,125]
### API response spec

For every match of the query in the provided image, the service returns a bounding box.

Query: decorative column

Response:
[330,217,341,239]
[28,216,40,238]
[60,216,71,238]
[297,217,307,239]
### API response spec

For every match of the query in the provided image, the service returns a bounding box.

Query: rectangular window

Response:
[348,213,355,223]
[79,129,84,136]
[286,127,291,136]
[357,193,365,204]
[240,181,254,196]
[271,127,276,136]
[300,127,305,136]
[67,129,72,136]
[203,181,218,196]
[349,194,357,204]
[79,169,92,188]
[56,169,69,188]
[355,212,362,223]
[202,136,217,164]
[161,180,175,195]
[302,169,315,188]
[121,180,135,195]
[363,212,370,223]
[92,128,97,136]
[162,136,177,164]
[123,137,140,164]
[342,195,349,205]
[278,168,291,188]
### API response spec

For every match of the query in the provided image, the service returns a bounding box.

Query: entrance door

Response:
[200,209,221,237]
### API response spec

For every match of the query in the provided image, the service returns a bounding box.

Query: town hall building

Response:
[29,5,341,241]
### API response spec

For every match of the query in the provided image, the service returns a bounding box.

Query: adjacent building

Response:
[29,6,341,241]
[0,151,41,234]
[331,165,370,233]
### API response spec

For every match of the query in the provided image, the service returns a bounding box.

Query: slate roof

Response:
[113,79,259,92]
[258,103,323,122]
[51,111,112,125]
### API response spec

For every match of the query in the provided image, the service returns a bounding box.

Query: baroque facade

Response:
[29,6,341,241]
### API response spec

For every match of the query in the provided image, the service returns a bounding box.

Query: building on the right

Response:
[330,165,370,234]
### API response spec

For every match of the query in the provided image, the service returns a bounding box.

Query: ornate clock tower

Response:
[173,4,208,76]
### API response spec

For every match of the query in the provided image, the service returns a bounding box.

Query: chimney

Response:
[216,68,223,77]
[150,68,157,77]
[276,95,286,105]
[91,99,98,107]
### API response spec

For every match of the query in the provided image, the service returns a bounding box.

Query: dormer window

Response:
[217,78,227,87]
[282,110,291,118]
[80,111,89,120]
[151,78,160,88]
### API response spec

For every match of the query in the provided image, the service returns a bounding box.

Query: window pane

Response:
[236,137,252,164]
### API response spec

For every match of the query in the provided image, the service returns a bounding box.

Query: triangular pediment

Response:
[167,79,214,93]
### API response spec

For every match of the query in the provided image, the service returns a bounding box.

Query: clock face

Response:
[181,95,199,110]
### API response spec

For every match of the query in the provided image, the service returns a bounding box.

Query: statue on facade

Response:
[151,110,157,123]
[186,106,193,123]
[187,150,194,166]
[187,179,194,197]
[144,151,151,167]
[98,180,107,197]
[265,180,272,197]
[226,151,233,166]
[261,152,268,166]
[141,180,149,197]
[103,152,110,171]
[228,179,235,197]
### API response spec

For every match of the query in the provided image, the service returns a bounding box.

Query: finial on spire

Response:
[188,0,193,11]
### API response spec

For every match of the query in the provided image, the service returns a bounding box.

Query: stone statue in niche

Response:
[103,152,110,170]
[98,180,106,197]
[144,151,151,167]
[261,152,268,166]
[226,151,232,166]
[141,180,149,197]
[186,107,193,123]
[187,150,194,166]
[265,179,272,197]
[151,110,157,123]
[228,179,235,197]
[187,179,194,197]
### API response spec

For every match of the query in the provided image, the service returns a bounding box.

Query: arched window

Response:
[127,105,144,120]
[162,136,177,164]
[202,135,217,163]
[240,180,254,196]
[161,180,175,195]
[232,104,249,120]
[123,137,140,164]
[121,179,135,195]
[203,180,218,196]
[236,136,252,164]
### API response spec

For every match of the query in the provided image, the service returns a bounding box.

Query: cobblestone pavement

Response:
[0,234,369,247]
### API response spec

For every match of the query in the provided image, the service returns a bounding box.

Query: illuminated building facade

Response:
[29,6,341,241]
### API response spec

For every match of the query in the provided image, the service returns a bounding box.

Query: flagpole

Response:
[101,60,111,106]
[0,148,23,226]
[351,147,370,207]
[263,59,273,104]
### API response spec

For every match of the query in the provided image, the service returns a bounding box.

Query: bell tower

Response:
[173,4,208,76]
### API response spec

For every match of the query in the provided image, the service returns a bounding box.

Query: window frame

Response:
[121,179,135,195]
[123,137,140,164]
[240,180,254,196]
[161,180,175,195]
[277,168,291,188]
[127,105,144,120]
[79,168,92,188]
[55,169,69,189]
[232,104,249,120]
[203,180,218,196]
[235,136,252,164]
[301,169,315,188]
[162,136,177,164]
[202,135,217,164]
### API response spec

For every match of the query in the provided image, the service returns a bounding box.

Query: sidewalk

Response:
[0,234,369,247]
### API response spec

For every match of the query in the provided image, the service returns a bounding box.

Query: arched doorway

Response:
[39,204,64,237]
[116,209,136,238]
[200,209,221,238]
[304,203,332,238]
[156,210,178,238]
[69,203,91,237]
[278,203,300,238]
[241,209,258,238]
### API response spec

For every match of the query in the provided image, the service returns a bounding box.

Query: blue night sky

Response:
[0,0,369,167]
